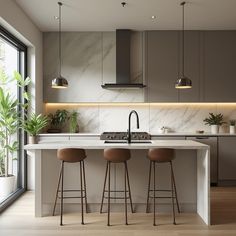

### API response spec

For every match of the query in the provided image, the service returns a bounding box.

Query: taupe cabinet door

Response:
[203,31,236,102]
[218,137,236,180]
[146,31,201,102]
[146,31,179,102]
[146,30,236,102]
[179,31,201,102]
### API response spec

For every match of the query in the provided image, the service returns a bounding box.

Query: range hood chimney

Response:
[101,29,146,89]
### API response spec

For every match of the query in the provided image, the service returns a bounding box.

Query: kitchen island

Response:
[24,139,210,225]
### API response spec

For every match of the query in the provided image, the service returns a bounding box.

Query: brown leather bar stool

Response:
[100,148,134,226]
[52,148,88,226]
[146,148,180,226]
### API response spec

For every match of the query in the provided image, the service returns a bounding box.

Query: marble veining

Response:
[43,31,144,103]
[45,104,236,134]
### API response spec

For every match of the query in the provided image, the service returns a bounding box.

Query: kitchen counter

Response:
[38,132,236,137]
[25,139,208,150]
[25,139,210,225]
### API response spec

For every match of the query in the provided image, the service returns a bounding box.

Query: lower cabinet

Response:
[218,137,236,184]
[186,136,218,185]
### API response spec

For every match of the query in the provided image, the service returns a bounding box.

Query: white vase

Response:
[230,125,236,134]
[28,136,37,144]
[211,125,219,134]
[0,175,15,198]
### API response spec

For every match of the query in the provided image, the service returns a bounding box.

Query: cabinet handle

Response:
[195,137,209,140]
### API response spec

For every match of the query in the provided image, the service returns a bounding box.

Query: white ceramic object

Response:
[0,175,15,198]
[158,128,165,134]
[230,126,236,134]
[211,125,219,134]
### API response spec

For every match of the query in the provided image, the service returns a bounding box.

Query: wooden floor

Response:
[0,187,236,236]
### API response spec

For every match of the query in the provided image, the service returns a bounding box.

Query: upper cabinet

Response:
[146,30,236,103]
[43,30,236,103]
[146,31,201,102]
[146,31,179,102]
[179,31,202,102]
[203,31,236,102]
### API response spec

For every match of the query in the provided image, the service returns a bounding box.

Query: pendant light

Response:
[52,2,68,89]
[175,1,192,89]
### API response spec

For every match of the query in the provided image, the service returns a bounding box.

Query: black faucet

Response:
[127,110,140,143]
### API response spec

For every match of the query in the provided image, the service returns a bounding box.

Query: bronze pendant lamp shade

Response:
[175,2,192,89]
[52,2,68,89]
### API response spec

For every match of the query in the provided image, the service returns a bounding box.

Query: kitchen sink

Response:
[104,140,152,144]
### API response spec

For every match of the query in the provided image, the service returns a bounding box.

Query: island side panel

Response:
[197,148,210,225]
[34,150,42,217]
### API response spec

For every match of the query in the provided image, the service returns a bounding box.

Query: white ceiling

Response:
[15,0,236,31]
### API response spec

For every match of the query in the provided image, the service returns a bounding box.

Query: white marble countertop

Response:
[38,133,100,136]
[24,139,209,150]
[38,132,236,137]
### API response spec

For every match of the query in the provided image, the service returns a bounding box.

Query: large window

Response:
[0,26,27,211]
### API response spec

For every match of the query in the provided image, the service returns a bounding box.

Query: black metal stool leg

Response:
[125,161,134,213]
[80,161,85,225]
[153,161,156,226]
[124,162,128,225]
[52,162,63,216]
[170,162,176,225]
[82,160,88,213]
[100,161,108,214]
[60,161,64,226]
[170,161,180,213]
[107,161,111,226]
[146,160,152,213]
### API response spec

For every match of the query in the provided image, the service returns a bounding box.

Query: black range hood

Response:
[101,29,146,89]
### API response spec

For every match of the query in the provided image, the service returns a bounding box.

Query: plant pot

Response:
[230,125,236,134]
[29,135,37,144]
[211,125,219,134]
[0,175,15,198]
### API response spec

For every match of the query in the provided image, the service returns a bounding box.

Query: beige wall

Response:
[0,0,43,113]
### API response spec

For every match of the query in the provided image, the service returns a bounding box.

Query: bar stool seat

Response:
[146,148,180,226]
[57,148,86,162]
[52,148,88,226]
[104,148,131,163]
[100,148,133,226]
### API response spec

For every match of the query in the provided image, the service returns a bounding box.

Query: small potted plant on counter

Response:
[47,109,69,133]
[203,113,225,134]
[22,113,48,144]
[229,120,236,134]
[69,111,79,133]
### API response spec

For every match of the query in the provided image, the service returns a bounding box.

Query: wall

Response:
[0,0,43,113]
[0,0,43,190]
[43,31,145,102]
[45,103,236,134]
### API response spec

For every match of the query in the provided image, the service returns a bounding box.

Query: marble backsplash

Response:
[43,32,145,103]
[44,104,236,134]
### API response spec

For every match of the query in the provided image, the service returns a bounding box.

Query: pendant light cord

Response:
[58,2,62,77]
[181,1,185,77]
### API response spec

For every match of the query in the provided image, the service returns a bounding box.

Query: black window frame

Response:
[0,25,28,212]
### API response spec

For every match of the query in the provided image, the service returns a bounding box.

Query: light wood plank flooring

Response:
[0,187,236,236]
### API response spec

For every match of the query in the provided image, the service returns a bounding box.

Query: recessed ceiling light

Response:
[151,15,157,19]
[54,16,59,20]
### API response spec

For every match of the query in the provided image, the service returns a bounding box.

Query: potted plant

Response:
[69,111,79,133]
[22,113,48,144]
[0,70,30,198]
[203,113,225,134]
[47,109,69,133]
[229,120,236,134]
